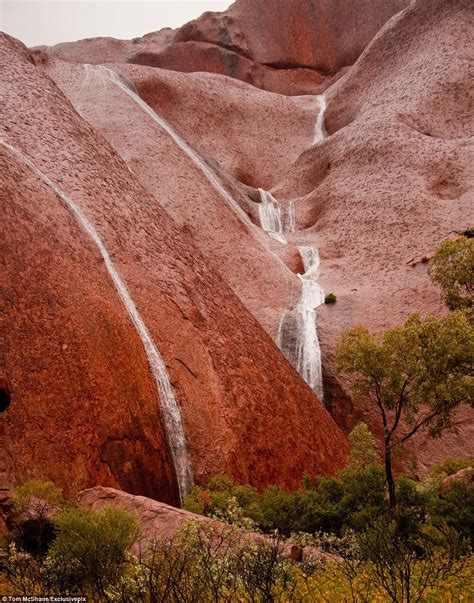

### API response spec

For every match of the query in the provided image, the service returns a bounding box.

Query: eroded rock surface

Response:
[0,33,349,504]
[34,0,408,95]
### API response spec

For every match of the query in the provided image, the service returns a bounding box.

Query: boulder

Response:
[438,468,473,497]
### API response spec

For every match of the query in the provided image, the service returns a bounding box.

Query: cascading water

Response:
[314,95,327,144]
[1,140,193,502]
[258,188,295,244]
[277,245,325,400]
[85,65,254,229]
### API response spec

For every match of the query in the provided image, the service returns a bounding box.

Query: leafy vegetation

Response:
[428,236,473,314]
[335,311,473,511]
[324,292,337,304]
[0,470,472,600]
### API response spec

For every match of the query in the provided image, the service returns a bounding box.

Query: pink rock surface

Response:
[77,486,335,562]
[33,0,473,476]
[35,56,314,338]
[1,33,349,504]
[78,486,210,551]
[34,0,408,95]
[273,0,473,473]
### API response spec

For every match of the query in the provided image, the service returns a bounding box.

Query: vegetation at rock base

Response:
[335,311,473,512]
[0,461,473,601]
[324,292,337,304]
[428,236,473,314]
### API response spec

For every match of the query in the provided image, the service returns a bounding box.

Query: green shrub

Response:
[347,422,380,470]
[48,506,139,597]
[324,293,337,304]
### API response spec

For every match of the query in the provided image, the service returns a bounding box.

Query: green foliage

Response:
[428,457,474,482]
[1,477,473,600]
[430,481,474,544]
[10,480,64,556]
[324,292,337,304]
[348,422,380,470]
[352,519,472,602]
[48,506,139,596]
[429,236,474,313]
[336,313,473,434]
[336,311,474,509]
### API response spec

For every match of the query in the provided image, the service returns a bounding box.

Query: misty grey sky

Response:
[1,0,232,47]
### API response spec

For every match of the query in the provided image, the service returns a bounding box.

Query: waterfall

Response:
[314,95,327,144]
[1,140,193,502]
[258,188,295,244]
[277,245,325,400]
[85,65,254,229]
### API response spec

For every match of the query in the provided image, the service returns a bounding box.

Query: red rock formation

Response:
[78,486,214,553]
[77,486,334,562]
[273,0,474,473]
[34,0,408,95]
[32,0,473,476]
[0,33,349,505]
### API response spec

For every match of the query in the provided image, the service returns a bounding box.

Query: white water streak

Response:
[88,65,254,229]
[314,95,327,144]
[1,140,193,502]
[277,245,325,400]
[258,188,295,244]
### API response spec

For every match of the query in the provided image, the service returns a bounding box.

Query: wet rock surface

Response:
[1,33,349,503]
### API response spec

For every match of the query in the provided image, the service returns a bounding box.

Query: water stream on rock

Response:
[87,65,255,229]
[258,188,295,244]
[1,140,193,502]
[314,95,327,144]
[277,246,325,400]
[257,186,325,399]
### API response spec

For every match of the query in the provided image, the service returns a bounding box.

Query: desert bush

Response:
[48,506,139,597]
[9,479,64,556]
[324,293,337,304]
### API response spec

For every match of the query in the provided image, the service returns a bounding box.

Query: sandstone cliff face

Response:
[30,0,473,476]
[272,0,474,472]
[34,0,408,95]
[0,33,349,504]
[34,56,317,338]
[2,0,471,500]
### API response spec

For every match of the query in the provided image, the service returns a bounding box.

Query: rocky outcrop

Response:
[33,0,409,95]
[77,486,332,562]
[78,486,210,552]
[0,32,349,505]
[438,468,473,497]
[272,0,474,472]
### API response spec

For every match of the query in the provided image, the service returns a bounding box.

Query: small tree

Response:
[347,423,380,470]
[354,520,471,603]
[428,237,473,313]
[336,312,473,511]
